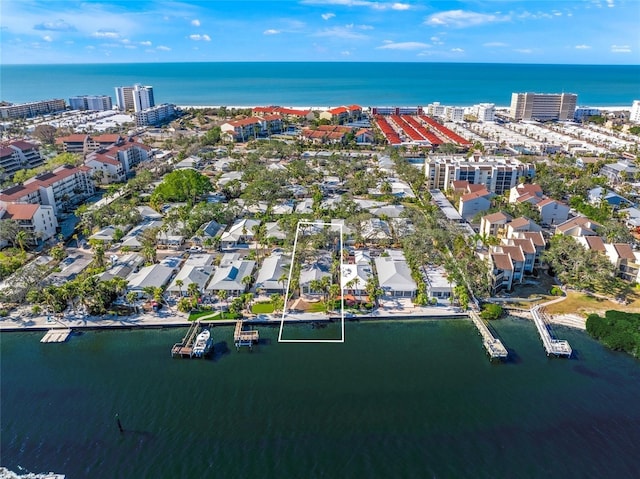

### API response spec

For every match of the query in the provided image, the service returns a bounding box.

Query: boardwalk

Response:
[41,328,72,343]
[234,319,259,350]
[469,311,508,359]
[530,305,572,357]
[171,320,201,358]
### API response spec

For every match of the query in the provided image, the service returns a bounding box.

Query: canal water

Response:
[2,318,639,478]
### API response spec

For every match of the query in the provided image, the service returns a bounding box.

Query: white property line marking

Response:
[278,220,345,343]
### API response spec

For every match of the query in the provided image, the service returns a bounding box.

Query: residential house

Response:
[254,253,290,294]
[600,160,638,183]
[126,264,174,297]
[191,220,226,247]
[536,198,570,226]
[604,243,640,283]
[505,216,541,238]
[509,183,544,204]
[299,252,333,295]
[458,187,492,220]
[487,251,514,294]
[220,219,260,249]
[97,253,144,282]
[555,216,601,237]
[424,265,454,304]
[166,263,213,297]
[374,250,417,298]
[205,256,255,297]
[480,211,512,238]
[587,187,633,210]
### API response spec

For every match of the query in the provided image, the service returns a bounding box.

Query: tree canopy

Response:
[150,169,213,205]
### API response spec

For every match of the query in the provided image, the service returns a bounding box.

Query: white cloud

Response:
[34,19,76,32]
[264,29,281,35]
[42,35,53,42]
[341,50,351,55]
[92,30,119,39]
[301,1,410,10]
[431,36,444,45]
[124,45,136,49]
[606,0,615,7]
[140,40,152,46]
[377,41,430,50]
[189,34,211,41]
[425,10,510,27]
[191,19,201,26]
[450,47,464,52]
[514,48,533,54]
[611,44,631,53]
[358,24,374,30]
[157,45,171,51]
[314,26,368,39]
[321,13,335,20]
[483,42,508,47]
[575,44,591,49]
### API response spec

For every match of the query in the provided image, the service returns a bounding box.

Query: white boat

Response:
[192,329,212,357]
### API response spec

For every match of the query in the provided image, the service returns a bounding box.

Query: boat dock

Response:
[469,311,508,359]
[41,328,72,343]
[234,319,259,351]
[531,305,572,357]
[171,320,202,358]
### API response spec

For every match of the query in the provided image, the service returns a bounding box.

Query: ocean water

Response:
[2,318,640,479]
[1,62,639,107]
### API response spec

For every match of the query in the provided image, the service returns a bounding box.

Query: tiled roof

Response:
[2,203,39,220]
[491,252,514,271]
[9,140,37,150]
[483,211,510,223]
[583,235,606,251]
[613,243,635,260]
[56,134,88,144]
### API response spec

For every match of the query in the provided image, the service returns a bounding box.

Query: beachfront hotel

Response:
[509,92,577,121]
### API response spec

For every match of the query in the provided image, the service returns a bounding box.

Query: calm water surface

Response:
[2,318,640,478]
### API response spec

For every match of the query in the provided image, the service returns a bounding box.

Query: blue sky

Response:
[1,0,638,64]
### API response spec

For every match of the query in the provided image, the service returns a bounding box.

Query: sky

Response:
[1,0,638,65]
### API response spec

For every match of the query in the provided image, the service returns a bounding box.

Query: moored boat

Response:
[192,329,212,358]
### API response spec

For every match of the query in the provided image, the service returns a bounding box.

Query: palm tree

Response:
[217,289,228,318]
[241,274,253,292]
[187,282,200,300]
[175,279,184,297]
[15,230,30,252]
[93,244,105,268]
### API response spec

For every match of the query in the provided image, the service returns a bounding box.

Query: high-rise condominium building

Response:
[115,84,154,112]
[630,100,640,124]
[509,93,577,121]
[69,95,113,111]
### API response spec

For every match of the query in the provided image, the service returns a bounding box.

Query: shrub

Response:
[480,303,503,320]
[550,286,564,296]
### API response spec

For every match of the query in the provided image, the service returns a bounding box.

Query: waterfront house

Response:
[299,252,333,295]
[205,257,255,297]
[0,202,58,247]
[374,250,416,298]
[126,264,174,297]
[254,253,290,294]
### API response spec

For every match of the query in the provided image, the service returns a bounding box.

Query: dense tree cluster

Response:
[586,310,640,357]
[150,169,213,205]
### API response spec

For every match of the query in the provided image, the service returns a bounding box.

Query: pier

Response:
[234,319,259,351]
[469,311,508,359]
[41,328,72,343]
[530,305,572,357]
[171,320,201,358]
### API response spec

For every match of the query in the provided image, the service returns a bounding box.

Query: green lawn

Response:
[307,302,327,313]
[252,302,275,314]
[188,310,242,321]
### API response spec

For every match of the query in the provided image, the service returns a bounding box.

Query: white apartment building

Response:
[630,100,640,124]
[509,92,577,121]
[472,103,496,122]
[444,106,465,122]
[0,164,95,216]
[427,102,446,118]
[134,103,175,126]
[0,203,58,247]
[424,152,534,195]
[115,84,155,112]
[85,140,151,182]
[0,99,66,120]
[0,141,45,179]
[69,95,113,111]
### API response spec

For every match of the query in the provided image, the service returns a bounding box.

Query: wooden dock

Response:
[171,320,201,358]
[531,306,572,357]
[469,311,508,359]
[41,328,72,343]
[234,319,259,351]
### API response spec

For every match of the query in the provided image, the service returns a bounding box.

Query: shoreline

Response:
[176,104,632,111]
